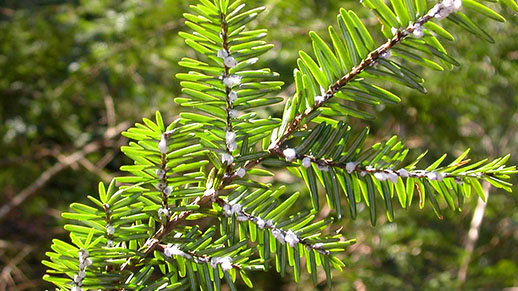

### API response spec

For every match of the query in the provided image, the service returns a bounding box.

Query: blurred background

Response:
[0,0,517,290]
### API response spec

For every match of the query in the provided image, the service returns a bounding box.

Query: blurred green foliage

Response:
[0,0,516,289]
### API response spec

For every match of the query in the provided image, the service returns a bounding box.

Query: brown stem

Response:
[457,182,490,284]
[0,122,129,222]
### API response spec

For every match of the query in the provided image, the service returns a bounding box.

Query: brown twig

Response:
[0,122,130,222]
[457,182,491,284]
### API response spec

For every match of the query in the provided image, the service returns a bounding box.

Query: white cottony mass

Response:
[284,230,299,247]
[222,75,241,88]
[164,244,185,258]
[106,224,115,236]
[223,56,238,68]
[157,207,168,220]
[228,109,239,118]
[156,169,165,179]
[229,91,238,103]
[374,172,388,181]
[163,186,172,196]
[302,157,312,168]
[256,218,266,229]
[237,168,246,178]
[398,168,409,178]
[380,50,392,59]
[314,95,325,104]
[222,153,234,164]
[226,131,236,144]
[158,135,168,154]
[345,162,356,174]
[412,24,424,38]
[272,228,285,244]
[217,49,229,58]
[283,148,297,162]
[387,171,398,183]
[316,164,329,172]
[219,257,233,271]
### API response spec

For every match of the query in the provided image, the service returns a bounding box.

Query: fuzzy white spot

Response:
[316,164,329,172]
[398,168,409,178]
[163,186,173,196]
[228,141,237,151]
[387,171,399,183]
[319,86,327,96]
[453,0,462,11]
[436,173,445,182]
[256,218,266,229]
[223,56,238,68]
[156,169,166,179]
[237,168,246,178]
[346,162,356,174]
[414,170,427,178]
[426,172,438,181]
[226,131,236,143]
[217,49,229,58]
[313,243,324,249]
[74,274,81,283]
[223,204,232,216]
[156,182,166,191]
[158,207,169,220]
[435,8,450,20]
[374,172,388,181]
[283,148,297,162]
[78,250,89,262]
[204,188,215,196]
[441,0,462,13]
[360,171,367,177]
[429,4,441,16]
[226,131,238,150]
[228,109,239,119]
[272,228,285,244]
[284,230,299,247]
[106,224,115,236]
[231,204,242,214]
[209,257,219,268]
[219,257,233,271]
[391,27,398,35]
[210,256,233,270]
[71,286,82,291]
[83,258,92,268]
[229,91,238,103]
[107,239,114,247]
[158,135,168,154]
[412,24,424,38]
[77,270,86,279]
[380,50,392,59]
[302,157,312,168]
[236,214,249,221]
[221,153,234,164]
[164,244,185,257]
[222,75,241,88]
[314,95,325,104]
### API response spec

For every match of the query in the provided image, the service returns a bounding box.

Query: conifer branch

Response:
[120,0,478,271]
[271,0,458,151]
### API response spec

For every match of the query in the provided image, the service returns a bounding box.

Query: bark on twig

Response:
[0,122,130,222]
[457,182,491,284]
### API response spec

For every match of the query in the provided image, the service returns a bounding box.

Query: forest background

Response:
[0,0,517,289]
